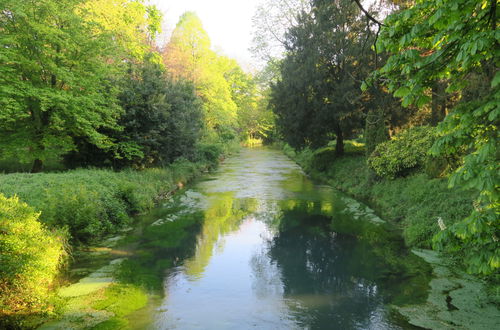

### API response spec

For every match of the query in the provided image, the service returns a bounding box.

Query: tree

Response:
[162,12,238,140]
[377,0,499,274]
[65,56,204,168]
[271,0,372,154]
[80,0,162,58]
[0,0,160,172]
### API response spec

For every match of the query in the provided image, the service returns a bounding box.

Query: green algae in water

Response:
[92,284,148,317]
[396,249,500,329]
[91,317,128,330]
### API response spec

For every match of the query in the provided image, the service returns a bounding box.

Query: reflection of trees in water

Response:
[250,248,284,300]
[183,194,258,278]
[264,209,392,329]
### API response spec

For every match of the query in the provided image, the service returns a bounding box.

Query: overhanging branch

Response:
[352,0,385,27]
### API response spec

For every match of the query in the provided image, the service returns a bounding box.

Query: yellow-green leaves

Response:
[0,194,67,316]
[163,12,251,139]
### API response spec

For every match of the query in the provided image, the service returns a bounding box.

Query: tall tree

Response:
[271,0,371,154]
[0,0,120,172]
[162,12,238,140]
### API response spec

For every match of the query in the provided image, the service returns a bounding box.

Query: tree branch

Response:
[352,0,385,27]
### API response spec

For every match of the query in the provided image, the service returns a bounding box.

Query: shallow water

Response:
[129,147,431,329]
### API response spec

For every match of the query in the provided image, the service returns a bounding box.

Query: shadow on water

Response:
[117,147,432,329]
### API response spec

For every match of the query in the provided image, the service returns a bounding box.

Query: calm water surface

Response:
[130,147,430,329]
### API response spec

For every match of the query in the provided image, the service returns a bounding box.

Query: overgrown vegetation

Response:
[0,159,212,244]
[0,194,67,318]
[368,126,438,179]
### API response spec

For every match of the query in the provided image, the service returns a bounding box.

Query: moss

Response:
[91,317,128,330]
[92,284,147,317]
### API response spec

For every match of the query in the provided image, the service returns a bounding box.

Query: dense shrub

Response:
[195,143,224,163]
[368,126,438,178]
[0,194,67,317]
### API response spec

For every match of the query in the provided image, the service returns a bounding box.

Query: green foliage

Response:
[368,126,438,179]
[372,174,475,248]
[378,0,499,274]
[284,140,366,174]
[64,55,204,169]
[162,12,240,139]
[221,58,275,142]
[194,143,224,164]
[0,0,123,171]
[0,194,67,318]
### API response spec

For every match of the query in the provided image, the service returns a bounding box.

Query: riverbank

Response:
[280,143,499,290]
[0,144,236,327]
[281,142,475,250]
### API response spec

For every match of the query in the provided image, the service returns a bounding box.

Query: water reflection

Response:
[147,148,430,329]
[266,210,398,329]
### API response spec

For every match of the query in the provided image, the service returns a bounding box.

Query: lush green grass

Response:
[0,159,211,244]
[283,143,476,249]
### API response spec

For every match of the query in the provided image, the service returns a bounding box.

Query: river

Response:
[122,147,430,329]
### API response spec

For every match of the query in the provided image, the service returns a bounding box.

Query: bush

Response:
[195,143,223,163]
[0,194,67,318]
[368,126,437,178]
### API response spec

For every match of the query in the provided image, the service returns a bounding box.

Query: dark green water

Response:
[127,147,431,329]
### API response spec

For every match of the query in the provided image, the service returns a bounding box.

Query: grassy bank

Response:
[0,159,210,244]
[281,142,476,250]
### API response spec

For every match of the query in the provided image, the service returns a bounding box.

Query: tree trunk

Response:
[431,80,446,126]
[334,124,344,156]
[31,159,43,173]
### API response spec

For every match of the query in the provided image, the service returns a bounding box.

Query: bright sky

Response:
[151,0,262,69]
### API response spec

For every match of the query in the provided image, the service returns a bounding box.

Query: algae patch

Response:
[38,258,150,329]
[340,196,385,224]
[395,249,500,329]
